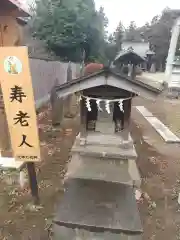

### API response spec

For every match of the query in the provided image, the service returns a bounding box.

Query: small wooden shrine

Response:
[113,50,146,79]
[53,67,163,239]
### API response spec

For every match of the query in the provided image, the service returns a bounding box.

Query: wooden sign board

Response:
[0,46,40,162]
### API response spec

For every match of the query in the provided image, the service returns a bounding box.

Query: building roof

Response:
[55,67,164,100]
[114,50,146,64]
[1,0,31,16]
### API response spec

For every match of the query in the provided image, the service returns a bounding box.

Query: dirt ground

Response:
[1,96,180,239]
[0,103,79,240]
[132,97,180,240]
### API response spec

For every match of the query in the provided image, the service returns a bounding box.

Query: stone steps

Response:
[65,153,133,185]
[53,225,142,240]
[72,140,137,160]
[86,132,134,148]
[54,179,143,235]
[53,133,142,239]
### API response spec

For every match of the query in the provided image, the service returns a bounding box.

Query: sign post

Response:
[0,47,41,204]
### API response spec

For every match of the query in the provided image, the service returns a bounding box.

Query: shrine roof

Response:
[1,0,31,17]
[114,50,146,64]
[55,67,164,100]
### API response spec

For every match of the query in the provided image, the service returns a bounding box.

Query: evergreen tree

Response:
[31,0,108,62]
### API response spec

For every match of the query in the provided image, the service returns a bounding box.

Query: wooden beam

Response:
[122,99,132,141]
[126,99,132,124]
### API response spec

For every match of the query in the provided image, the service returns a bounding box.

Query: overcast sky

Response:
[27,0,180,33]
[95,0,180,33]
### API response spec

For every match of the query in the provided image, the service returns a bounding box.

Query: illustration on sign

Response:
[4,56,22,75]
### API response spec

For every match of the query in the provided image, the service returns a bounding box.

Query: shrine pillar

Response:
[122,98,132,143]
[79,98,87,145]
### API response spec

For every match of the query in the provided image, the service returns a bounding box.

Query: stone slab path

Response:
[135,106,180,143]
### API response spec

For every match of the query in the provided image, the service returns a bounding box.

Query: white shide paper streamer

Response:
[80,95,131,113]
[86,98,91,112]
[96,99,103,111]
